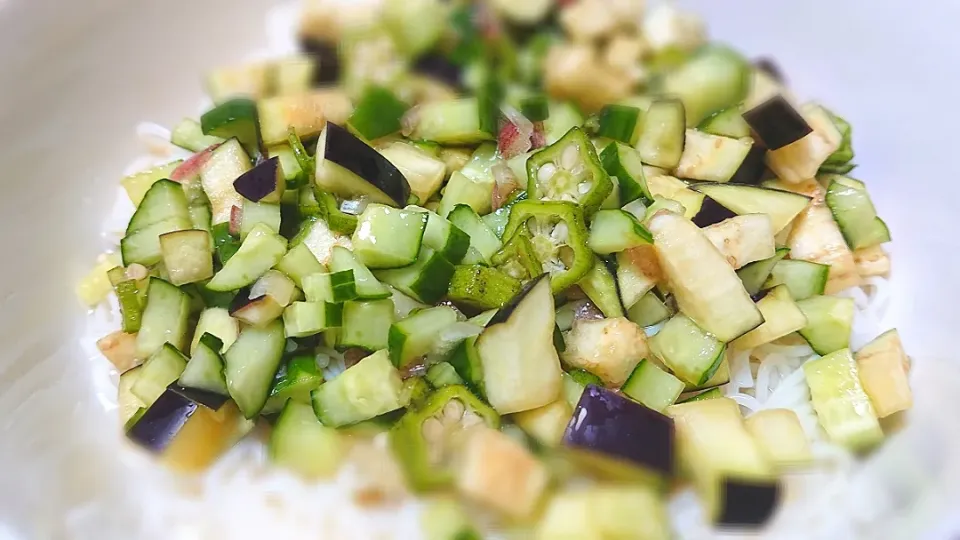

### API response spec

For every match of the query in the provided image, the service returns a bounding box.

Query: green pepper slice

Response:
[525,127,613,215]
[390,384,500,492]
[502,200,593,293]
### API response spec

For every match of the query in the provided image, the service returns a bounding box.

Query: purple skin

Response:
[562,384,675,476]
[692,196,738,228]
[718,478,781,526]
[127,389,198,453]
[234,157,282,202]
[323,123,411,206]
[729,144,768,185]
[485,274,547,327]
[742,95,812,150]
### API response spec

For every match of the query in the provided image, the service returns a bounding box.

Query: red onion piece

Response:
[170,142,221,182]
[229,205,242,236]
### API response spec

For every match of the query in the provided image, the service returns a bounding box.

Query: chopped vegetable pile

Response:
[78,0,909,536]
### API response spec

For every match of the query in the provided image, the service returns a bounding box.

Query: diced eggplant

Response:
[412,52,463,89]
[728,144,768,185]
[717,479,782,526]
[753,57,785,83]
[691,196,737,228]
[742,95,812,150]
[691,183,810,234]
[127,388,199,453]
[233,156,284,203]
[299,38,340,84]
[562,384,674,476]
[315,123,411,206]
[172,385,231,411]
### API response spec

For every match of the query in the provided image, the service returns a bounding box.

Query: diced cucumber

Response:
[283,302,343,338]
[261,354,326,415]
[824,175,890,250]
[121,217,193,266]
[596,104,642,144]
[406,98,493,145]
[269,400,345,478]
[536,486,669,540]
[731,285,807,350]
[121,161,183,207]
[698,106,751,139]
[374,247,456,304]
[388,306,459,367]
[803,349,883,451]
[513,397,573,447]
[312,350,404,427]
[224,320,287,418]
[448,204,502,264]
[675,129,752,183]
[476,277,563,414]
[406,206,470,264]
[240,201,282,240]
[544,101,584,145]
[764,259,829,301]
[677,387,722,403]
[635,98,686,169]
[126,179,191,234]
[737,247,789,296]
[118,366,146,429]
[662,46,750,126]
[190,307,239,354]
[577,257,624,318]
[649,313,725,386]
[329,246,392,300]
[232,295,285,328]
[447,264,521,311]
[136,278,191,359]
[303,270,358,303]
[130,343,188,407]
[684,358,731,391]
[796,295,855,355]
[855,329,912,418]
[647,212,762,342]
[352,204,428,269]
[615,246,660,310]
[207,224,288,291]
[201,98,261,159]
[159,229,214,286]
[275,242,326,288]
[667,398,777,523]
[560,369,604,409]
[200,138,252,225]
[178,334,229,396]
[587,209,652,254]
[347,86,409,140]
[268,144,306,188]
[380,142,446,203]
[438,171,494,218]
[621,359,685,412]
[171,118,225,152]
[744,409,813,469]
[340,299,396,351]
[626,292,672,327]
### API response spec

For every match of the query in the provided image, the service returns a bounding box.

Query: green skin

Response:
[502,200,593,293]
[389,385,500,492]
[491,230,542,281]
[526,127,613,216]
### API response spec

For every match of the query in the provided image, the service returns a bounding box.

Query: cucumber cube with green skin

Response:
[621,359,685,412]
[329,246,392,300]
[406,206,470,264]
[269,400,345,479]
[200,98,262,158]
[225,320,287,419]
[136,278,191,359]
[311,350,404,427]
[340,299,396,351]
[283,302,343,338]
[804,348,883,452]
[302,270,358,303]
[824,175,891,250]
[649,313,725,387]
[351,204,428,269]
[526,127,613,215]
[388,306,459,368]
[599,142,652,205]
[178,333,229,396]
[275,243,326,289]
[588,209,653,255]
[131,343,188,407]
[207,223,288,291]
[374,247,456,305]
[159,229,214,286]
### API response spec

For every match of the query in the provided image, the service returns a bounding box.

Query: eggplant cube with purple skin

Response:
[562,384,675,477]
[233,156,285,203]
